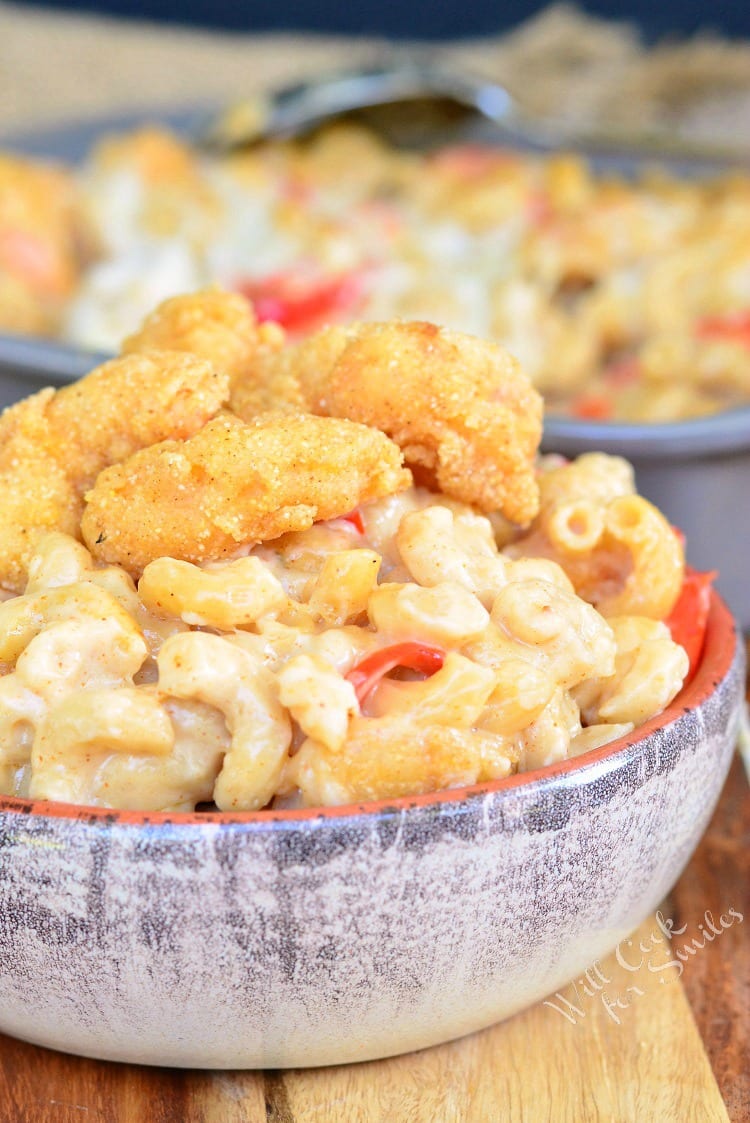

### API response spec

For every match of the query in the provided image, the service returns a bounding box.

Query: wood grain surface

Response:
[1,756,747,1122]
[671,753,750,1122]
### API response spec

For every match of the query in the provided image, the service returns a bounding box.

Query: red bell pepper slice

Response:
[0,227,63,294]
[695,309,750,347]
[234,269,362,335]
[430,144,510,179]
[340,510,365,534]
[570,394,614,421]
[665,567,717,680]
[346,642,446,707]
[527,191,553,226]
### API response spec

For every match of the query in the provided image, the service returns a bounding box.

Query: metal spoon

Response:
[198,61,518,151]
[198,58,750,165]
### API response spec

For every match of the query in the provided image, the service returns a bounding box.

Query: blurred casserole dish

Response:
[0,78,749,620]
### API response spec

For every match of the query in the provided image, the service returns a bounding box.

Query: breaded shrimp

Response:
[0,350,228,592]
[228,342,307,418]
[48,349,230,479]
[122,288,281,385]
[0,390,76,593]
[82,412,411,575]
[0,153,91,332]
[237,320,543,525]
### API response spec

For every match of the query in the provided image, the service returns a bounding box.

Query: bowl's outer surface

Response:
[0,596,744,1068]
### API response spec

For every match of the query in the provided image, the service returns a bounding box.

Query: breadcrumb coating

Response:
[0,350,229,591]
[82,412,412,575]
[228,341,307,418]
[0,152,90,333]
[233,320,543,525]
[122,287,272,385]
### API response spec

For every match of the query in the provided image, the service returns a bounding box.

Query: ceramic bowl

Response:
[543,409,750,630]
[0,592,744,1070]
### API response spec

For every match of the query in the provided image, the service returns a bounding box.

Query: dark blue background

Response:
[28,0,750,41]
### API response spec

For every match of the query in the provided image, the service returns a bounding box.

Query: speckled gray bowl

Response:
[543,408,750,630]
[0,593,744,1069]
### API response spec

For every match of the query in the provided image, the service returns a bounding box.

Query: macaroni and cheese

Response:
[0,295,694,812]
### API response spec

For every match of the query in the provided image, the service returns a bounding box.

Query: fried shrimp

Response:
[0,350,228,592]
[0,153,92,334]
[48,349,230,477]
[233,320,543,525]
[122,288,283,385]
[0,389,75,594]
[228,343,307,418]
[82,412,412,575]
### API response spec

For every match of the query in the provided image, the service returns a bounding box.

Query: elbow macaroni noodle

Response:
[0,456,691,812]
[508,453,684,619]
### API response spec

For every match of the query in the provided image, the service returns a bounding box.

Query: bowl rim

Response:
[0,590,739,829]
[543,406,750,459]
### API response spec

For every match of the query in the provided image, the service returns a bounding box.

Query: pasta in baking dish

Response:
[2,124,750,422]
[0,292,695,812]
